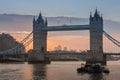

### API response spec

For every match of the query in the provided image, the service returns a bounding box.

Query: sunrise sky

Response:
[0,0,120,52]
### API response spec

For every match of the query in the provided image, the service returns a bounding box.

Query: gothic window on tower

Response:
[41,47,44,52]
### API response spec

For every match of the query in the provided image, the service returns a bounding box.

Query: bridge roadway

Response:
[42,25,90,31]
[45,52,120,56]
[104,53,120,55]
[0,52,120,56]
[44,52,120,61]
[0,52,120,62]
[45,52,86,57]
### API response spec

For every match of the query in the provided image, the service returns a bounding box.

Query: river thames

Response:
[0,61,120,80]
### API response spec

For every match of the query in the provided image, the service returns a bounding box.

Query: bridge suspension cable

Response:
[24,38,33,47]
[103,30,120,47]
[20,31,33,44]
[0,32,33,55]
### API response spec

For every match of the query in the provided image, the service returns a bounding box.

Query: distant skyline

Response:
[0,0,120,21]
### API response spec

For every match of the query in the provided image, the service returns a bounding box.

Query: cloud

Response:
[0,14,119,52]
[0,30,31,34]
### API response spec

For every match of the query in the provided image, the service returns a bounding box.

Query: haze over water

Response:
[0,61,120,80]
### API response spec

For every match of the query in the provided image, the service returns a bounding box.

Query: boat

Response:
[87,63,103,73]
[77,67,87,73]
[77,63,110,74]
[77,63,90,73]
[103,67,110,73]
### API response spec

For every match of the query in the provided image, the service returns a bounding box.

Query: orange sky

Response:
[47,36,89,51]
[10,31,120,53]
[10,32,89,52]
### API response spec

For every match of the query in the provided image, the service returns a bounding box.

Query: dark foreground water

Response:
[0,61,120,80]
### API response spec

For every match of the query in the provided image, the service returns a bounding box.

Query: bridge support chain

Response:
[85,51,106,65]
[28,50,50,64]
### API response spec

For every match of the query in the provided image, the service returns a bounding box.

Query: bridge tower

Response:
[28,13,48,63]
[86,9,106,65]
[33,13,47,52]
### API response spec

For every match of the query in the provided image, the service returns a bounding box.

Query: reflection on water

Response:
[0,61,120,80]
[89,74,104,80]
[32,64,47,80]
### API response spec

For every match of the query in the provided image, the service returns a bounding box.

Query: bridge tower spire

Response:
[33,12,47,52]
[90,9,103,53]
[28,12,48,63]
[87,9,105,65]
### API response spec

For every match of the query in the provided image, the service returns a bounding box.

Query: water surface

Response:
[0,61,120,80]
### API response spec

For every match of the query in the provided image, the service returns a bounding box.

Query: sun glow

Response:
[47,36,90,51]
[9,31,120,52]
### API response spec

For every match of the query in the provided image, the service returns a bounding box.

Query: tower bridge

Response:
[28,9,105,65]
[0,9,119,65]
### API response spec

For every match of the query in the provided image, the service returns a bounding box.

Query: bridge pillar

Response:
[28,13,48,63]
[86,9,106,65]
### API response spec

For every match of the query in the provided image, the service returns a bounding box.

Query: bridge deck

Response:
[104,53,120,55]
[42,25,90,31]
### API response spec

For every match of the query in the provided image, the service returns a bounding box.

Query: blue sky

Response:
[0,0,120,21]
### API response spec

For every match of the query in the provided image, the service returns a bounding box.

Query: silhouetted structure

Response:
[0,33,25,53]
[28,10,106,64]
